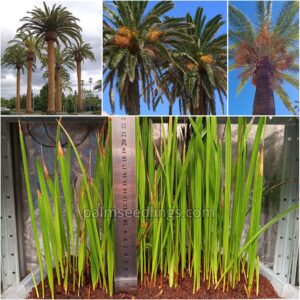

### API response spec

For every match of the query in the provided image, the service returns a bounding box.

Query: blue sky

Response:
[103,0,227,115]
[229,1,299,116]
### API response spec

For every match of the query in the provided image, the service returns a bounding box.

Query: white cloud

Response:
[1,0,102,99]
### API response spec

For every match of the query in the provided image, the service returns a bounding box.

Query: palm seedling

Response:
[103,0,191,114]
[10,30,41,113]
[229,1,299,115]
[19,120,114,298]
[135,117,299,297]
[20,117,299,298]
[164,8,227,115]
[18,2,82,113]
[66,41,95,112]
[1,44,27,112]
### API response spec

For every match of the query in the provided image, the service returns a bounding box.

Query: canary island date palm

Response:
[43,65,73,112]
[163,8,227,115]
[18,2,82,114]
[103,0,191,114]
[10,31,41,113]
[229,1,299,115]
[1,44,27,112]
[66,42,95,112]
[41,47,75,112]
[94,79,102,93]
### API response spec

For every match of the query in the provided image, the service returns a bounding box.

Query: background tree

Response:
[103,0,191,114]
[35,84,49,112]
[66,41,95,112]
[1,97,16,110]
[64,94,76,113]
[1,44,27,112]
[18,2,82,113]
[229,1,299,115]
[10,30,41,113]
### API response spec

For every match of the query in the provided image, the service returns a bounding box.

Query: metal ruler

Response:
[112,117,137,294]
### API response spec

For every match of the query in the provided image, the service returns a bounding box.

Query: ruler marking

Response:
[112,117,137,294]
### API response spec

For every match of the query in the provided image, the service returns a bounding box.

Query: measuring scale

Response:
[112,117,137,294]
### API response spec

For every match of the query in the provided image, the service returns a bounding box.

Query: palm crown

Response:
[103,0,191,114]
[18,2,82,45]
[10,30,41,63]
[229,1,299,114]
[66,42,95,62]
[94,79,102,92]
[40,47,75,70]
[2,44,27,71]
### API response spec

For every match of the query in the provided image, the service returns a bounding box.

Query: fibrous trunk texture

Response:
[47,39,56,114]
[77,60,83,112]
[26,57,33,113]
[55,66,62,113]
[191,88,207,115]
[253,57,275,115]
[123,69,140,115]
[169,104,173,115]
[16,68,21,112]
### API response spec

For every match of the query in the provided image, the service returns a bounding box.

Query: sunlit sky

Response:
[0,0,102,99]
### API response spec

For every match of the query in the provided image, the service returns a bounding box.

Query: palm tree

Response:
[94,79,102,92]
[54,49,74,113]
[41,47,75,112]
[66,42,95,112]
[43,65,73,111]
[1,44,27,112]
[60,75,73,96]
[163,8,227,115]
[229,1,299,115]
[103,0,191,114]
[18,2,82,114]
[10,30,41,113]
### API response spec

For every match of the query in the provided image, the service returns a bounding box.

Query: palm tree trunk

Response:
[127,75,140,115]
[55,66,62,113]
[16,67,21,113]
[253,57,275,115]
[190,97,194,115]
[76,60,83,112]
[169,103,173,115]
[26,59,33,113]
[193,103,205,115]
[192,89,206,115]
[47,39,56,114]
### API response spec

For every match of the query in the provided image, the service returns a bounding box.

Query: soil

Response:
[28,271,279,299]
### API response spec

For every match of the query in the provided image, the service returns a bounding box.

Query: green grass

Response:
[19,117,299,298]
